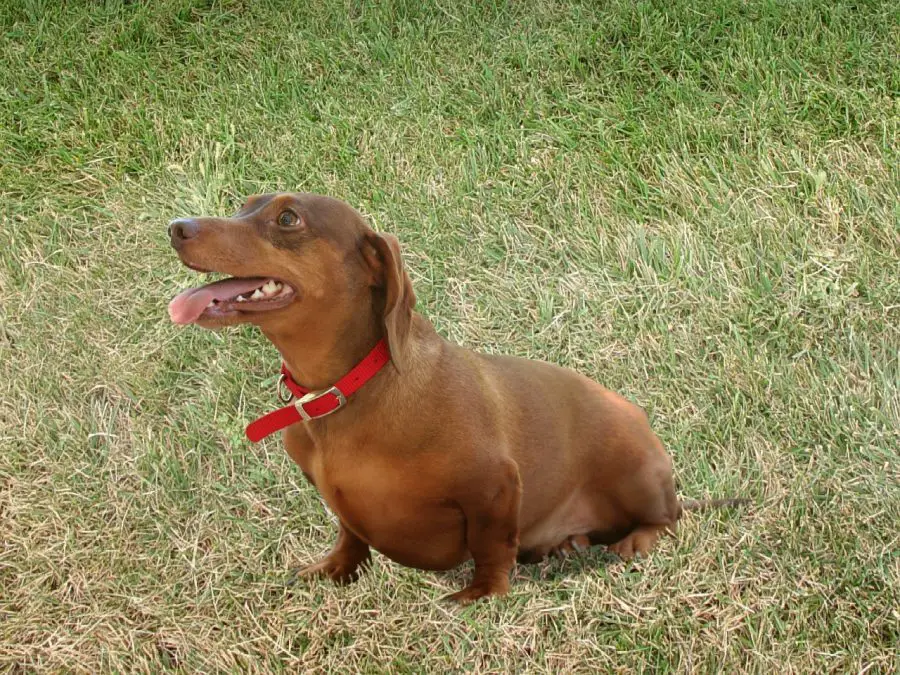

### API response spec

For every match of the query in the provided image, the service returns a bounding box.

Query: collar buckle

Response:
[295,386,347,421]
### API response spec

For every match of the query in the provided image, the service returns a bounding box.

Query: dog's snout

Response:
[168,218,200,247]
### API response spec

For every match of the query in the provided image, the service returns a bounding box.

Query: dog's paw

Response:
[285,556,364,586]
[549,534,591,559]
[607,524,665,561]
[444,582,508,606]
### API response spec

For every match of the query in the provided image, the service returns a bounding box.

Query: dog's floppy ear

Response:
[362,232,416,371]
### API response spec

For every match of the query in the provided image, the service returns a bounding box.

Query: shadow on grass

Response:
[513,549,621,583]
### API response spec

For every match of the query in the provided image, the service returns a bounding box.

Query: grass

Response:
[1,0,898,671]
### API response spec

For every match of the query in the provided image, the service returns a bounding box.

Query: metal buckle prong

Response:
[295,386,347,422]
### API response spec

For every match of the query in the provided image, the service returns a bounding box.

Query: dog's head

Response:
[168,192,416,365]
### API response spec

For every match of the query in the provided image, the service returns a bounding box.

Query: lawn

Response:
[1,0,898,671]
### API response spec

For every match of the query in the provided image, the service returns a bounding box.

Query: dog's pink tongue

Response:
[168,277,269,324]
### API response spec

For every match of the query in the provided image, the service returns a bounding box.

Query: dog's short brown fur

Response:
[169,193,717,604]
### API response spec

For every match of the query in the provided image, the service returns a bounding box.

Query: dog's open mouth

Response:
[168,276,296,325]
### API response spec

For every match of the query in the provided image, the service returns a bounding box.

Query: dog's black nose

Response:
[168,218,200,247]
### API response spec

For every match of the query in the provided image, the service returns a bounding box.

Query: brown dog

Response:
[168,193,736,604]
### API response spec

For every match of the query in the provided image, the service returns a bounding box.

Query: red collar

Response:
[245,339,391,443]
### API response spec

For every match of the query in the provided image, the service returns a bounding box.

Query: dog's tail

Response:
[680,497,749,511]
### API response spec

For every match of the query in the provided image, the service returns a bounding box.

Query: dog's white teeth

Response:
[207,301,215,308]
[262,280,278,296]
[251,288,264,300]
[236,295,247,302]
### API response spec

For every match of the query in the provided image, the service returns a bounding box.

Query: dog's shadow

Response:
[514,548,621,583]
[432,547,621,589]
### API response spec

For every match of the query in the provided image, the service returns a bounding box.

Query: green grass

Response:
[1,0,898,671]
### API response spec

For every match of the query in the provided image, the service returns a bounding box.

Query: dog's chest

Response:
[316,449,426,539]
[283,428,468,569]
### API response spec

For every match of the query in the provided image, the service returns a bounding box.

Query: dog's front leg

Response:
[447,457,521,605]
[286,520,370,585]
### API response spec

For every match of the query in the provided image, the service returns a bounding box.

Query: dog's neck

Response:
[261,305,384,391]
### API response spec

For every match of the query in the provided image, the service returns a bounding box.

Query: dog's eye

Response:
[277,210,298,228]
